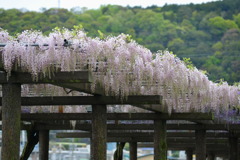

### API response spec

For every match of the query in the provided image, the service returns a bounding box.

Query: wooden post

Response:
[39,130,49,160]
[229,132,238,160]
[195,129,206,160]
[207,151,215,160]
[154,120,167,160]
[130,142,137,160]
[20,129,39,160]
[2,83,21,160]
[92,104,107,160]
[114,142,126,160]
[185,148,193,160]
[90,138,94,160]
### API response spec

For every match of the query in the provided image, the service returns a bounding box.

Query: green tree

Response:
[208,16,238,39]
[167,38,185,51]
[233,13,240,28]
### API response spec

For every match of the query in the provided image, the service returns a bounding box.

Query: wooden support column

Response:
[20,129,39,160]
[114,142,126,160]
[229,132,238,160]
[90,138,94,160]
[1,83,21,160]
[185,148,193,160]
[195,129,206,160]
[207,151,215,160]
[39,130,49,160]
[91,104,107,160]
[130,142,137,160]
[154,120,167,160]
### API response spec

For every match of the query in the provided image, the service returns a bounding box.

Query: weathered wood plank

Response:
[5,123,240,131]
[0,95,162,105]
[0,113,213,121]
[138,143,236,148]
[0,71,92,83]
[1,84,21,160]
[55,131,234,138]
[108,112,213,120]
[53,83,167,112]
[56,136,230,144]
[54,83,103,95]
[55,132,236,144]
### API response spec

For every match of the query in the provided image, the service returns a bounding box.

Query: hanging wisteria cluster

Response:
[0,28,239,115]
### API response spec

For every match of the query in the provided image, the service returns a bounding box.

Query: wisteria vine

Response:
[0,28,239,117]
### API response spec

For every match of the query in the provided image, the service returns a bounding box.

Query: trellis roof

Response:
[0,28,239,124]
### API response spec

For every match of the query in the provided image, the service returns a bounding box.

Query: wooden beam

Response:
[0,95,162,105]
[195,129,206,160]
[56,132,90,138]
[1,113,213,121]
[166,132,230,138]
[91,105,107,160]
[55,83,103,95]
[55,133,231,144]
[39,130,49,160]
[56,81,164,112]
[138,142,230,147]
[54,83,167,112]
[108,137,147,142]
[1,84,21,160]
[109,132,152,138]
[107,113,213,120]
[167,138,228,144]
[10,123,240,131]
[55,131,234,138]
[167,124,240,130]
[0,71,92,84]
[138,143,234,152]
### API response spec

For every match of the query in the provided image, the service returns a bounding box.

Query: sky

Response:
[1,0,220,11]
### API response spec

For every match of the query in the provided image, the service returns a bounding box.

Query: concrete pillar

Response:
[2,84,21,160]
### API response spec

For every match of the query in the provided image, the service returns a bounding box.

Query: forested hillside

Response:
[0,0,239,83]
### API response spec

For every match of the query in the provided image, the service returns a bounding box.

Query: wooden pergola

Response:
[0,50,239,160]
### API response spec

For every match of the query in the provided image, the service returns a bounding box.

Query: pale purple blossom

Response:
[0,28,239,116]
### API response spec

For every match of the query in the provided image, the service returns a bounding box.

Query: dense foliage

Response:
[0,0,240,84]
